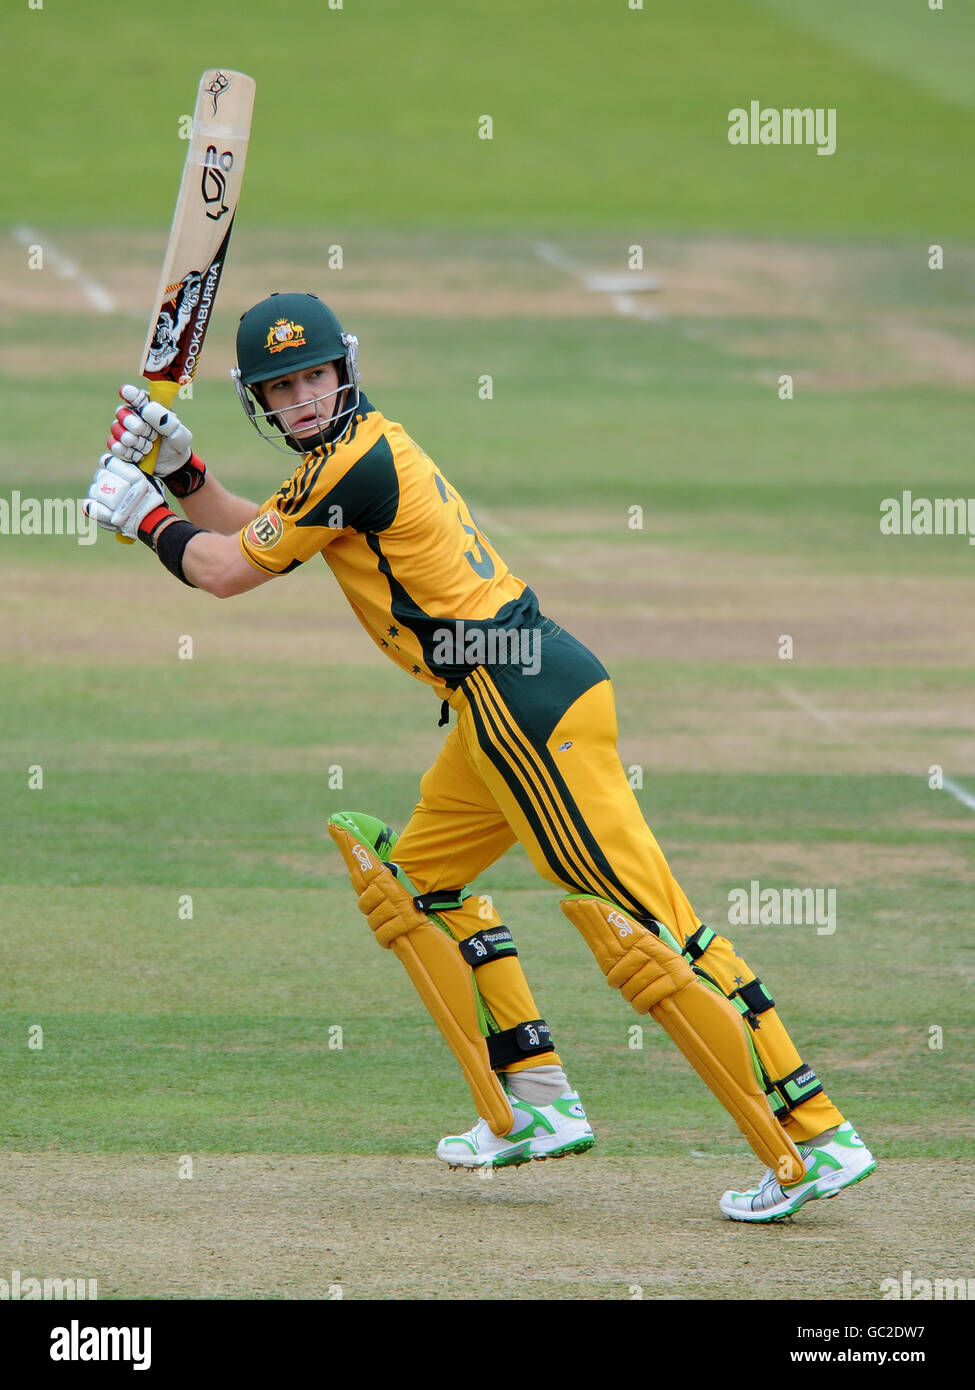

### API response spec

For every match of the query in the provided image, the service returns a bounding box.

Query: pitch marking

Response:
[533,241,663,321]
[778,684,975,818]
[11,225,116,314]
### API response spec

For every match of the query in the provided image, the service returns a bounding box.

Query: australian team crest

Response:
[266,318,306,354]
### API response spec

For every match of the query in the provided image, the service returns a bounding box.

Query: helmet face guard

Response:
[232,333,360,453]
[232,293,361,453]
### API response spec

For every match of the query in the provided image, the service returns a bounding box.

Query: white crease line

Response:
[11,225,116,313]
[778,683,975,819]
[612,291,664,321]
[533,240,579,275]
[533,241,663,319]
[943,777,975,814]
[776,684,855,739]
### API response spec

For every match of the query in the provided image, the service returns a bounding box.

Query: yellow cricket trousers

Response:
[393,619,843,1143]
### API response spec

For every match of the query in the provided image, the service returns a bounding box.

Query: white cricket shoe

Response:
[720,1121,877,1222]
[437,1091,595,1170]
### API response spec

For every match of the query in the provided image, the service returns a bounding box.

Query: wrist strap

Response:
[137,504,174,542]
[142,517,204,587]
[165,451,207,499]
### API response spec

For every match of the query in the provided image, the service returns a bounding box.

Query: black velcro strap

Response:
[458,926,517,968]
[413,888,468,914]
[486,1019,554,1070]
[683,924,716,961]
[733,977,775,1016]
[147,518,203,587]
[771,1062,823,1113]
[164,452,207,499]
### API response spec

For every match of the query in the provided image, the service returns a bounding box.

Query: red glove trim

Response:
[137,503,176,543]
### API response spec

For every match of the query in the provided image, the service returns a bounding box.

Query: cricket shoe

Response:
[720,1121,876,1222]
[437,1092,595,1170]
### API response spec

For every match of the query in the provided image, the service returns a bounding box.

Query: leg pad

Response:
[329,813,515,1138]
[562,894,805,1181]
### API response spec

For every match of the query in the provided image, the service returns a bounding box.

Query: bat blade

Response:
[141,68,256,387]
[115,69,255,545]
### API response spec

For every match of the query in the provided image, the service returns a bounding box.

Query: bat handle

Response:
[115,379,183,545]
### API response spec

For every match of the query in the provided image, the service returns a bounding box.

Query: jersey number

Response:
[434,474,495,579]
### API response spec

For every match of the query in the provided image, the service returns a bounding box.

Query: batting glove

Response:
[107,385,207,498]
[85,456,174,543]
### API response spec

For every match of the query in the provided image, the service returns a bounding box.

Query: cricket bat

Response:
[117,68,256,543]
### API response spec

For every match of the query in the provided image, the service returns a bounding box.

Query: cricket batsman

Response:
[86,292,877,1221]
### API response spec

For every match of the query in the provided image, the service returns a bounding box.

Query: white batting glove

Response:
[85,455,171,541]
[106,385,207,497]
[107,385,193,477]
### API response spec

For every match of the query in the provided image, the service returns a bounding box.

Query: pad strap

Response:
[730,976,775,1024]
[413,888,469,914]
[458,925,518,968]
[769,1061,823,1114]
[486,1019,555,1069]
[682,924,716,961]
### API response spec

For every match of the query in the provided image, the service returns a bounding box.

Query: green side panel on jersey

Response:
[296,432,399,534]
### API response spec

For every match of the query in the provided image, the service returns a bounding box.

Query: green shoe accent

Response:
[552,1093,586,1122]
[559,1135,597,1157]
[505,1100,558,1140]
[493,1143,533,1168]
[832,1121,867,1150]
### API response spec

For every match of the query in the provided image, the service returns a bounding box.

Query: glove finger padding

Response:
[111,384,193,478]
[109,412,154,464]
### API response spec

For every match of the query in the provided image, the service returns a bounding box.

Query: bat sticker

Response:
[201,146,234,221]
[207,71,230,116]
[144,271,202,374]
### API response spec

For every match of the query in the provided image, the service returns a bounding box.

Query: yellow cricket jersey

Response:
[239,394,539,699]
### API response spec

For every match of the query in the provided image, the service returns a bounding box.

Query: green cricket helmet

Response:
[231,292,360,452]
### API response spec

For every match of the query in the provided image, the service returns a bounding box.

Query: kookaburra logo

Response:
[207,71,230,117]
[526,1024,540,1046]
[352,845,372,872]
[471,939,487,957]
[608,911,634,938]
[201,146,234,221]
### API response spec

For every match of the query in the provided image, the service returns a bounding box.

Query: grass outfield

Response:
[5,0,975,234]
[3,233,975,1172]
